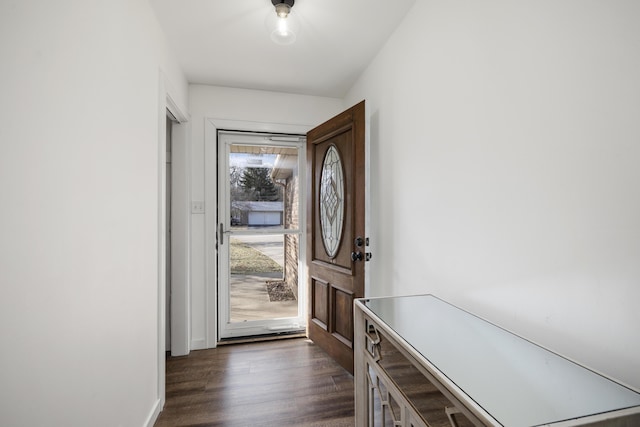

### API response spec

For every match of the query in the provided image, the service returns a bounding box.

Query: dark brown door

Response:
[307,101,365,373]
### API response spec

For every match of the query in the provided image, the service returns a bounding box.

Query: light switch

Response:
[191,201,205,214]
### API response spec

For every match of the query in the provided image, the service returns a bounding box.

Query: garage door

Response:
[248,211,281,226]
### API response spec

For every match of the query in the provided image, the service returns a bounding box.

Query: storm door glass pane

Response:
[229,144,298,231]
[229,234,298,322]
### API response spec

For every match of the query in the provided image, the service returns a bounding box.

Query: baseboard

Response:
[144,398,162,427]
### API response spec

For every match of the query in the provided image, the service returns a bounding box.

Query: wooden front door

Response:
[307,101,366,373]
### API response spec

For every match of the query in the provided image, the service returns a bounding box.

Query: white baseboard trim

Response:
[144,398,162,427]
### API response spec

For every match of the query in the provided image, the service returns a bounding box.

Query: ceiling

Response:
[151,0,416,98]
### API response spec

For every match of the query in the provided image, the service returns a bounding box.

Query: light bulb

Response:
[266,1,298,45]
[277,17,288,35]
[270,16,296,45]
[275,3,290,18]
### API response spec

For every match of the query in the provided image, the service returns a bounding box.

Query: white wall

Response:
[345,0,640,389]
[0,1,187,426]
[188,85,343,348]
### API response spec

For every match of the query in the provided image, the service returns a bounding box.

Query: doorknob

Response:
[351,251,363,262]
[354,237,364,247]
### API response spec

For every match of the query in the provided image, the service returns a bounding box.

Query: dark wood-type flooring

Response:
[155,338,355,427]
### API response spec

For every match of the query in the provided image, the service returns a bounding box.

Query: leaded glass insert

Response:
[319,145,344,258]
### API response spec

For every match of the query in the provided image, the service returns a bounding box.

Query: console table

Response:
[354,295,640,427]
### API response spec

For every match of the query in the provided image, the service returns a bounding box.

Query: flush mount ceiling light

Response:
[268,0,297,45]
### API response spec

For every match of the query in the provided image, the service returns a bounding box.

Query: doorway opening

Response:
[217,131,306,340]
[165,110,176,351]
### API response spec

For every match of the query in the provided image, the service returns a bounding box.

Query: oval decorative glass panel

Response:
[319,145,345,258]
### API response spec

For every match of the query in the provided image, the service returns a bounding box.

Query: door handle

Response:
[219,223,224,245]
[351,251,363,262]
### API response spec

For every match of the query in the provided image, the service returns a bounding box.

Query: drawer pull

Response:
[365,323,381,362]
[445,406,462,427]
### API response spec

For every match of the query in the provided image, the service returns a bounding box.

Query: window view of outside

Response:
[227,145,300,322]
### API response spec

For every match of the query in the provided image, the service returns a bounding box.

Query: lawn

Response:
[230,238,283,274]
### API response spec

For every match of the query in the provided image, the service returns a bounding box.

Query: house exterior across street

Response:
[231,201,284,226]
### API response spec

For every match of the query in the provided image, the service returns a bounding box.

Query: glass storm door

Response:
[217,131,306,339]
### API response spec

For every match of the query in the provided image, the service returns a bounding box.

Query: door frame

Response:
[216,130,307,339]
[152,74,189,426]
[204,118,314,348]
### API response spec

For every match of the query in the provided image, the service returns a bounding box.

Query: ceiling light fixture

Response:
[269,0,297,45]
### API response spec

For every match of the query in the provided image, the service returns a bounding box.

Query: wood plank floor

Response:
[155,338,354,427]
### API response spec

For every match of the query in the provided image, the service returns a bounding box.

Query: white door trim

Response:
[204,118,313,348]
[149,71,189,427]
